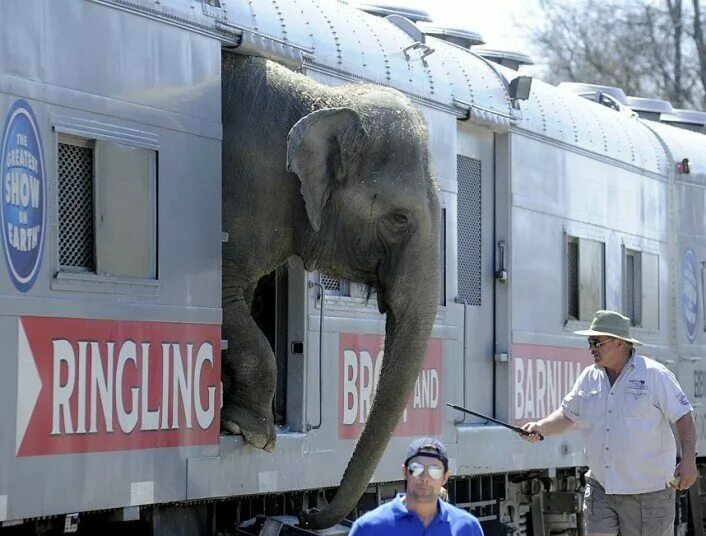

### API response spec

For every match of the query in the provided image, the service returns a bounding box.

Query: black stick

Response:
[446,403,544,441]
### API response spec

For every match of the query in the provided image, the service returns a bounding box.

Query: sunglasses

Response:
[588,338,614,349]
[407,462,445,480]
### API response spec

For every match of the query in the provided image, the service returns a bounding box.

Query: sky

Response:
[423,0,544,51]
[349,0,548,72]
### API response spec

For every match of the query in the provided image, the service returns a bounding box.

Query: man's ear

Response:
[286,107,366,232]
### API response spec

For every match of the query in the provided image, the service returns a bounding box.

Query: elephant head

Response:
[287,87,441,528]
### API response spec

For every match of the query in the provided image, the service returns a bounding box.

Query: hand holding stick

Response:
[446,403,545,441]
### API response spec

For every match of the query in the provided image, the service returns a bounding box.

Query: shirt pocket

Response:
[577,389,600,415]
[623,388,651,418]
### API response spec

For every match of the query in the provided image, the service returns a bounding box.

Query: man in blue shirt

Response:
[350,437,484,535]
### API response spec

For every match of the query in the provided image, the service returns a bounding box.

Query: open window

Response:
[57,134,157,280]
[624,248,642,326]
[624,248,658,330]
[566,235,605,321]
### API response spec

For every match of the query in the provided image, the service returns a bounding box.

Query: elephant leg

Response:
[221,286,277,452]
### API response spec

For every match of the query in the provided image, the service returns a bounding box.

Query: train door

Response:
[252,267,289,425]
[251,259,307,430]
[454,123,496,419]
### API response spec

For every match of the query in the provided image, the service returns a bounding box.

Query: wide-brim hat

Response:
[574,310,643,345]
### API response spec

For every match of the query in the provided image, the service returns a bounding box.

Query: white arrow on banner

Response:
[16,319,42,454]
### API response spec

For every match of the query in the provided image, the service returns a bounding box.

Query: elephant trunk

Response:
[301,244,440,529]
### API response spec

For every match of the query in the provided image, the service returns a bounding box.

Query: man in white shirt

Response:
[521,310,697,536]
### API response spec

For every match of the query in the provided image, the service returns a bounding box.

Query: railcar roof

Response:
[227,0,667,171]
[645,120,706,178]
[114,0,675,173]
[492,63,669,176]
[225,0,513,125]
[126,0,514,126]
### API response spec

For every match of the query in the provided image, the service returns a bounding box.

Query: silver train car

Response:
[2,0,706,534]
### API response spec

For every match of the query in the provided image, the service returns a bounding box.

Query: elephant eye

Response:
[384,211,411,232]
[392,213,408,225]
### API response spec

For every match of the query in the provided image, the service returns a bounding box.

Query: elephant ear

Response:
[286,107,365,232]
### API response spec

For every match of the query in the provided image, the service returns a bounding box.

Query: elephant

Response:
[221,52,441,529]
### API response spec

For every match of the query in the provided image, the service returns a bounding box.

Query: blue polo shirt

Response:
[349,494,484,535]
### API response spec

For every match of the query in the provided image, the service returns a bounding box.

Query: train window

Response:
[578,238,605,320]
[566,235,605,321]
[457,155,482,306]
[641,252,659,330]
[58,137,95,272]
[57,134,157,279]
[624,249,642,326]
[623,248,659,329]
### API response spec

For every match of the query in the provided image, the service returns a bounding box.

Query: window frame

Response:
[624,247,642,327]
[620,238,660,332]
[51,118,160,295]
[564,229,606,324]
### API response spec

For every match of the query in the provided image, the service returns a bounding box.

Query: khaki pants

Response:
[583,478,675,536]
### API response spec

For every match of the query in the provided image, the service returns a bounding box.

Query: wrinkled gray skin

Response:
[221,54,440,529]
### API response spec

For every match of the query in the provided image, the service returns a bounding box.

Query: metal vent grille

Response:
[456,155,482,306]
[567,238,579,319]
[626,253,635,324]
[320,274,350,296]
[58,140,95,271]
[321,274,341,292]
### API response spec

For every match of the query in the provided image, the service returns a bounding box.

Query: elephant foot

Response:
[221,405,276,453]
[221,419,241,436]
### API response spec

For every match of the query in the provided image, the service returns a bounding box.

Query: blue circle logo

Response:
[682,248,699,342]
[0,100,45,292]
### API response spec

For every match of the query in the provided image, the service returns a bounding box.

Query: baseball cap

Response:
[404,437,448,468]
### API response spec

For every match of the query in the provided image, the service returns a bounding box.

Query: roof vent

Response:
[473,46,533,70]
[625,97,674,121]
[354,3,432,22]
[558,82,628,111]
[660,109,706,133]
[417,23,485,48]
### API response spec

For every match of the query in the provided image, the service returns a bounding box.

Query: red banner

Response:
[338,334,442,439]
[16,317,221,456]
[510,344,593,426]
